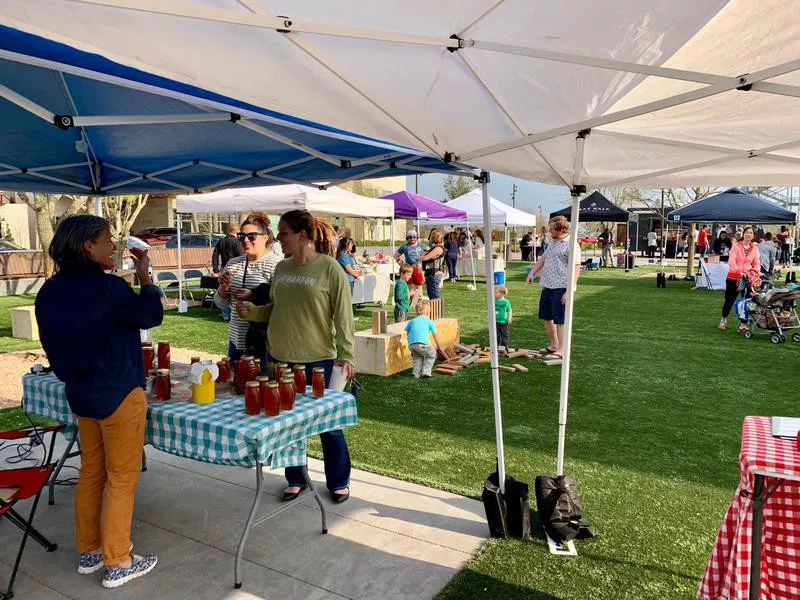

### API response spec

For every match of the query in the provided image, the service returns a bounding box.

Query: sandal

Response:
[718,319,727,330]
[537,347,558,354]
[544,352,563,360]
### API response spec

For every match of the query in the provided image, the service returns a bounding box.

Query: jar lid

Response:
[276,362,289,367]
[312,367,325,372]
[245,381,260,388]
[266,382,279,388]
[255,375,270,382]
[293,364,305,370]
[157,368,170,375]
[280,376,294,382]
[241,355,254,361]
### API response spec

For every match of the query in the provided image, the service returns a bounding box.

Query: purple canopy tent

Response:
[381,190,468,221]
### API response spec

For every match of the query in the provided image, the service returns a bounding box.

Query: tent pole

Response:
[177,212,185,312]
[481,171,506,492]
[390,215,396,307]
[556,130,589,477]
[467,225,477,289]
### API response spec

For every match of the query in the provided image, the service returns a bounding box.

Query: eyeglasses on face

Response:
[237,232,265,242]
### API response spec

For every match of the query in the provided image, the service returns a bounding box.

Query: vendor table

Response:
[352,271,391,305]
[22,368,358,589]
[699,416,800,600]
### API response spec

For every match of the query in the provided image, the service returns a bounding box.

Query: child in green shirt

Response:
[494,285,512,352]
[394,264,416,323]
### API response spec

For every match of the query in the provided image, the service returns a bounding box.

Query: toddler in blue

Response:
[404,298,443,378]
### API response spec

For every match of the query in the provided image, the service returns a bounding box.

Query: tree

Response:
[102,194,149,268]
[443,175,478,201]
[16,192,91,277]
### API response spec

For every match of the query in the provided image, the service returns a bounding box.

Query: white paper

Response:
[126,237,151,251]
[772,417,800,439]
[329,365,348,392]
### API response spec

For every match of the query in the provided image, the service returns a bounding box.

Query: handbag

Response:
[244,283,271,357]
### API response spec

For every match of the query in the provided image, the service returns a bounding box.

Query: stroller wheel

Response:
[792,332,800,343]
[770,333,781,344]
[743,329,753,339]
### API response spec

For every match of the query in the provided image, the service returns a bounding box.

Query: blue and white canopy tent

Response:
[5,3,800,563]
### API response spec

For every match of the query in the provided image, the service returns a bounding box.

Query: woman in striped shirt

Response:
[215,212,282,365]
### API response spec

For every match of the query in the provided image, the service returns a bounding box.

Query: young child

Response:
[494,285,512,352]
[404,298,443,378]
[394,264,415,323]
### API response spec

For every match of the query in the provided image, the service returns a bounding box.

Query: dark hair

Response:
[549,215,570,234]
[765,232,773,240]
[49,214,110,271]
[742,226,755,236]
[336,237,354,257]
[241,211,272,241]
[279,210,316,240]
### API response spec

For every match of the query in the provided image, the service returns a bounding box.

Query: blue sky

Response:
[406,173,571,218]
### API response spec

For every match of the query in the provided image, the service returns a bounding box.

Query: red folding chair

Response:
[0,424,65,600]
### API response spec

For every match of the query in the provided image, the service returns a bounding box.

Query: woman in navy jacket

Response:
[35,215,163,589]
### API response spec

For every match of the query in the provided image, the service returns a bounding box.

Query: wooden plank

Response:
[435,367,459,376]
[459,355,476,367]
[498,365,516,373]
[543,359,563,366]
[475,357,491,364]
[454,343,476,355]
[511,363,529,372]
[506,351,528,359]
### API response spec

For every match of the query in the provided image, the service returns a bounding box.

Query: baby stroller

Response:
[738,278,800,344]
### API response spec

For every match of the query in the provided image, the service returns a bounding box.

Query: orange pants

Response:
[75,387,147,566]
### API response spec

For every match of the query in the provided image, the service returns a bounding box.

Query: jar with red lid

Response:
[278,377,296,411]
[244,381,261,415]
[293,365,307,394]
[142,344,155,377]
[157,341,170,370]
[154,368,171,401]
[263,382,280,417]
[312,368,325,398]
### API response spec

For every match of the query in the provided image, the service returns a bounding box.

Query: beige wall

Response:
[0,204,37,249]
[131,194,176,233]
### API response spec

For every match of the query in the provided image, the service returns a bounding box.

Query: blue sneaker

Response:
[101,553,158,589]
[77,551,103,574]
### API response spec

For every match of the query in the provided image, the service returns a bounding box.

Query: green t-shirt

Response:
[264,255,355,365]
[394,279,411,312]
[495,298,511,325]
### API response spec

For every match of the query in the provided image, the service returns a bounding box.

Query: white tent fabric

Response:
[176,184,393,217]
[4,1,800,187]
[428,189,536,227]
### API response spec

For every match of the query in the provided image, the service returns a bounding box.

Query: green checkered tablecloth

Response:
[22,373,358,468]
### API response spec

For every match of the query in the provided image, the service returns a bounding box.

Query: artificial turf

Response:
[2,262,797,599]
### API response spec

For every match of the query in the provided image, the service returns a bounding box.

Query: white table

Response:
[352,272,391,305]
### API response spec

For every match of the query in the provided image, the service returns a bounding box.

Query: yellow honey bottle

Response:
[191,361,217,404]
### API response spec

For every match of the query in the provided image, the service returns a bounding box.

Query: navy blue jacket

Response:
[35,261,164,419]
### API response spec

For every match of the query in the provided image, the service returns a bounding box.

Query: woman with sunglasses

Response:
[238,210,355,503]
[215,212,282,366]
[394,230,426,286]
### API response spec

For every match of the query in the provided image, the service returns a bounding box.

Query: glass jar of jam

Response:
[220,357,232,383]
[235,355,256,395]
[157,341,170,370]
[215,360,227,383]
[278,376,296,411]
[244,381,261,415]
[312,367,325,398]
[142,344,155,377]
[263,382,280,417]
[293,365,307,394]
[273,362,288,382]
[154,368,171,401]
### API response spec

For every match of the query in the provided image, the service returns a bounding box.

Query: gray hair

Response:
[49,214,110,271]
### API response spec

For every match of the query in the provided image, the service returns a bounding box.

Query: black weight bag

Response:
[656,272,666,288]
[534,474,597,544]
[481,472,532,539]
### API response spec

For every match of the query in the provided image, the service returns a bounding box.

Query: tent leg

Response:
[390,215,395,307]
[481,172,506,493]
[556,131,589,477]
[177,213,187,313]
[467,225,477,289]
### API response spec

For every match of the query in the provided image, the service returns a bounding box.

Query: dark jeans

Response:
[445,256,458,281]
[647,245,657,258]
[393,307,408,323]
[227,340,267,374]
[496,323,509,348]
[426,273,441,299]
[268,357,351,492]
[722,278,744,320]
[781,244,791,264]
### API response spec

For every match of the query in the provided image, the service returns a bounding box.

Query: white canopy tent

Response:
[8,4,800,533]
[174,184,396,309]
[428,188,536,228]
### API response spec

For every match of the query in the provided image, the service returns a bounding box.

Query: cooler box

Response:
[494,271,506,285]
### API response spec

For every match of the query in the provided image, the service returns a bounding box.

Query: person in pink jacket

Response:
[719,226,761,331]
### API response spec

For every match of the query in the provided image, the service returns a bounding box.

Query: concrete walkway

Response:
[0,448,487,600]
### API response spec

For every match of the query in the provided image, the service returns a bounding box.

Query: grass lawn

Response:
[2,262,798,599]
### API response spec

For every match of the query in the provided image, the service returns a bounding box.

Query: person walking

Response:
[719,226,760,331]
[758,232,779,278]
[777,225,791,268]
[35,215,163,588]
[394,230,426,286]
[697,224,710,257]
[676,232,688,259]
[526,215,579,359]
[646,229,658,259]
[239,210,354,504]
[599,228,614,267]
[443,231,460,282]
[212,224,244,321]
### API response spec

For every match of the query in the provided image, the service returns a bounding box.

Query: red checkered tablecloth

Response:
[699,416,800,599]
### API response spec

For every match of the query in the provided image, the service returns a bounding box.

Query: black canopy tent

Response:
[667,188,797,224]
[549,191,630,222]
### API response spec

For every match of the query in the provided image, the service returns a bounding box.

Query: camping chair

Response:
[0,424,65,599]
[182,269,206,301]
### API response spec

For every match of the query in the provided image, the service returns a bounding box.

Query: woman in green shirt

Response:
[240,210,355,504]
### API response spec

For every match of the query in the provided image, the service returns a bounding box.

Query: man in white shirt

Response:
[646,229,658,259]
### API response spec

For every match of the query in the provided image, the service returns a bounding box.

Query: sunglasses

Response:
[237,232,265,242]
[407,236,418,240]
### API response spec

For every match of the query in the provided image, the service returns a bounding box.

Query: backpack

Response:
[534,474,597,544]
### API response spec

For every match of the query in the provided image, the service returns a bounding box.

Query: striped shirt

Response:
[214,247,282,350]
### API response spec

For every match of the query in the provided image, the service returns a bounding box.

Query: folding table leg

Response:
[4,508,57,552]
[302,466,328,535]
[234,464,263,590]
[749,475,765,600]
[4,488,52,599]
[49,428,78,505]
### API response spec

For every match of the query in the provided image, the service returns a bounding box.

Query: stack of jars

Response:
[143,341,173,401]
[241,363,326,417]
